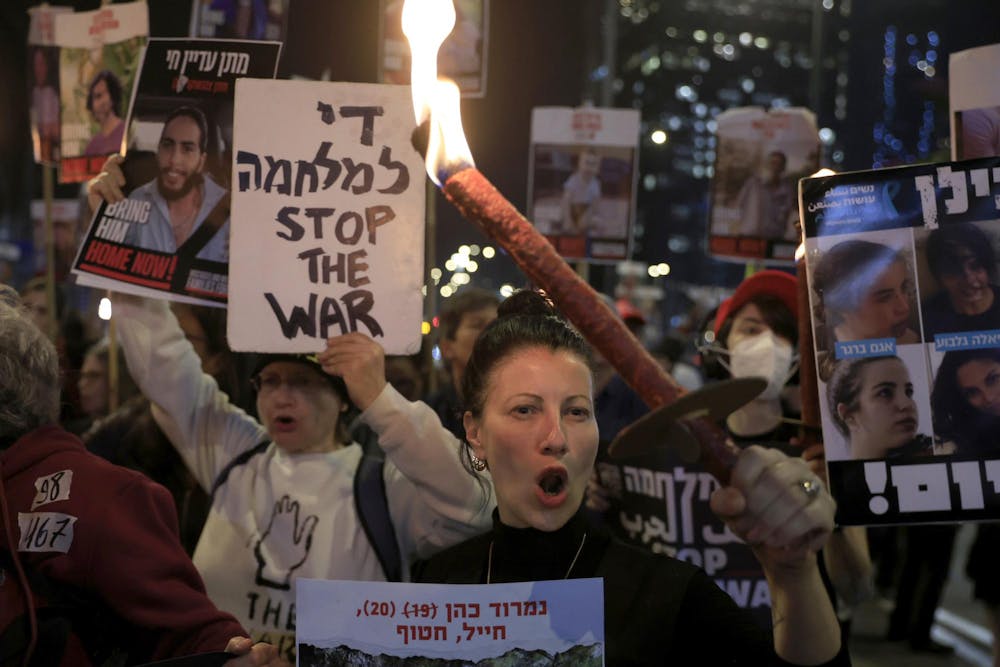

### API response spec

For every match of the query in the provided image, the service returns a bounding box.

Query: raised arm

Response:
[710,445,842,665]
[114,296,267,491]
[318,333,493,561]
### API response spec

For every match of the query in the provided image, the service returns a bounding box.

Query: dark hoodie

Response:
[0,425,243,665]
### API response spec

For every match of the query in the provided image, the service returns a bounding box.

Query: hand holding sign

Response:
[318,332,388,411]
[86,154,127,214]
[221,637,289,667]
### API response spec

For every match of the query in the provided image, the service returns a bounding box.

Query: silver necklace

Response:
[486,532,587,584]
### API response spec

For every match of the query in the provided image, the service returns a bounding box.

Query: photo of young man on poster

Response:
[72,38,281,305]
[735,149,798,242]
[117,105,229,262]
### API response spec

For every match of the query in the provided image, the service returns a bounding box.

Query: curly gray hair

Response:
[0,284,60,442]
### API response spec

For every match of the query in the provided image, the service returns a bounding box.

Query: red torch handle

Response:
[443,168,738,482]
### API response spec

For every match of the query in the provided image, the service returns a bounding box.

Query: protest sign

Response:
[950,43,1000,161]
[189,0,290,42]
[71,38,282,306]
[708,107,819,264]
[380,0,489,98]
[27,5,71,165]
[296,578,604,665]
[592,448,774,630]
[228,80,425,354]
[800,157,1000,525]
[527,107,640,263]
[54,1,148,184]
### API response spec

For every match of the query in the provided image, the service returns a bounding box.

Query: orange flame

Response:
[401,0,475,185]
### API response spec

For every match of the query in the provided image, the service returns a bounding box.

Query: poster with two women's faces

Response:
[801,157,1000,526]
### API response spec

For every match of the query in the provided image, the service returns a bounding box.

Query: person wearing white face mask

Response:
[704,270,802,443]
[587,270,872,639]
[704,269,873,646]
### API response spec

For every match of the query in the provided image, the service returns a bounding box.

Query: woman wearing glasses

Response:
[110,295,492,661]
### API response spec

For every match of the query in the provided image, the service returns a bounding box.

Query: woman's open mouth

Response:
[535,467,569,507]
[272,415,297,432]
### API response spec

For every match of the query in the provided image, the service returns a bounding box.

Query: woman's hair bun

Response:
[496,289,558,320]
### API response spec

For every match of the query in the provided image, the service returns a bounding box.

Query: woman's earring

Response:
[470,453,488,472]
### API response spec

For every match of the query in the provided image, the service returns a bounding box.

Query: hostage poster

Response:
[227,79,425,354]
[27,4,71,165]
[708,107,820,264]
[800,157,1000,525]
[949,43,1000,162]
[54,1,148,184]
[189,0,291,42]
[380,0,489,98]
[527,106,640,263]
[296,578,604,665]
[71,38,282,306]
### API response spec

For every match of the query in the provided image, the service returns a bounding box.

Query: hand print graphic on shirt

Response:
[253,494,319,590]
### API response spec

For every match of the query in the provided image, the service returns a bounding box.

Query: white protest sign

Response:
[708,106,819,263]
[296,578,604,664]
[229,79,425,354]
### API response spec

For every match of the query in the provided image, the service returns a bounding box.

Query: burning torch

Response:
[401,0,765,483]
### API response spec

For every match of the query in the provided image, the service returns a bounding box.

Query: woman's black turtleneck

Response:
[412,506,851,666]
[486,507,591,583]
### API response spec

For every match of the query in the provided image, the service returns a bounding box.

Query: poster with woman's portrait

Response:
[806,228,922,368]
[819,346,934,464]
[927,345,1000,459]
[53,1,148,183]
[708,107,820,264]
[913,221,1000,340]
[802,158,1000,525]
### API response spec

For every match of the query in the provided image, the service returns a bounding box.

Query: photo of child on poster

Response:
[71,38,282,306]
[527,107,640,263]
[54,1,148,184]
[708,107,819,263]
